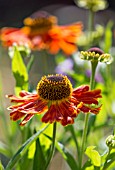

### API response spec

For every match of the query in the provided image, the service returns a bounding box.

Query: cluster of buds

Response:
[106,135,115,149]
[75,0,108,12]
[80,47,113,64]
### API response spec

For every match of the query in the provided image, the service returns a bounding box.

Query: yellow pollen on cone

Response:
[37,74,72,102]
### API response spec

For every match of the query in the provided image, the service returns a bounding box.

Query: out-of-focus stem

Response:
[79,61,97,169]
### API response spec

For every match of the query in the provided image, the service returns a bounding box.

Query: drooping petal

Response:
[78,104,102,114]
[6,91,39,103]
[59,101,78,118]
[10,111,25,121]
[72,85,102,105]
[71,85,102,115]
[19,114,34,126]
[61,116,74,126]
[42,104,62,123]
[7,91,48,125]
[42,101,78,126]
[19,90,32,97]
[58,102,76,126]
[73,85,89,94]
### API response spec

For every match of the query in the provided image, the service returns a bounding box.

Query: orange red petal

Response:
[19,114,34,126]
[42,101,77,126]
[0,27,31,47]
[45,22,83,55]
[72,85,102,105]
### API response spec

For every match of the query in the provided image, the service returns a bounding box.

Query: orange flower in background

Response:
[0,10,83,55]
[41,22,83,55]
[0,27,45,50]
[7,74,101,126]
[0,11,57,50]
[0,27,32,47]
[20,10,58,50]
[22,21,83,54]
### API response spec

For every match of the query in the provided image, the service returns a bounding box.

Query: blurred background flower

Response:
[55,58,74,74]
[75,0,108,12]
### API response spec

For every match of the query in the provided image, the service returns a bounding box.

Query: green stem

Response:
[79,113,89,169]
[27,54,35,73]
[79,61,97,169]
[5,124,49,170]
[90,61,98,90]
[87,10,95,48]
[102,148,111,170]
[43,122,57,170]
[88,10,94,33]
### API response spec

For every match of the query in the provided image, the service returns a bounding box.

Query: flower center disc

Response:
[37,74,72,101]
[23,15,57,35]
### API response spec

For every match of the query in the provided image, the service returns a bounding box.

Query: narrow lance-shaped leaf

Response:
[5,124,49,170]
[43,134,78,170]
[33,138,46,170]
[28,141,36,159]
[56,142,78,170]
[103,148,115,169]
[12,46,28,95]
[82,159,94,170]
[0,161,4,170]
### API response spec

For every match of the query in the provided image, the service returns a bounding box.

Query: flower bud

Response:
[106,135,115,149]
[80,47,113,64]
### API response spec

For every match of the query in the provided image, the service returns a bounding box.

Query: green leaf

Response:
[27,55,35,73]
[12,46,28,95]
[39,124,52,151]
[82,160,94,170]
[0,161,4,170]
[85,146,101,167]
[103,149,115,169]
[18,152,33,170]
[5,124,49,170]
[33,138,46,170]
[28,141,36,159]
[66,125,80,162]
[56,142,78,170]
[43,134,78,170]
